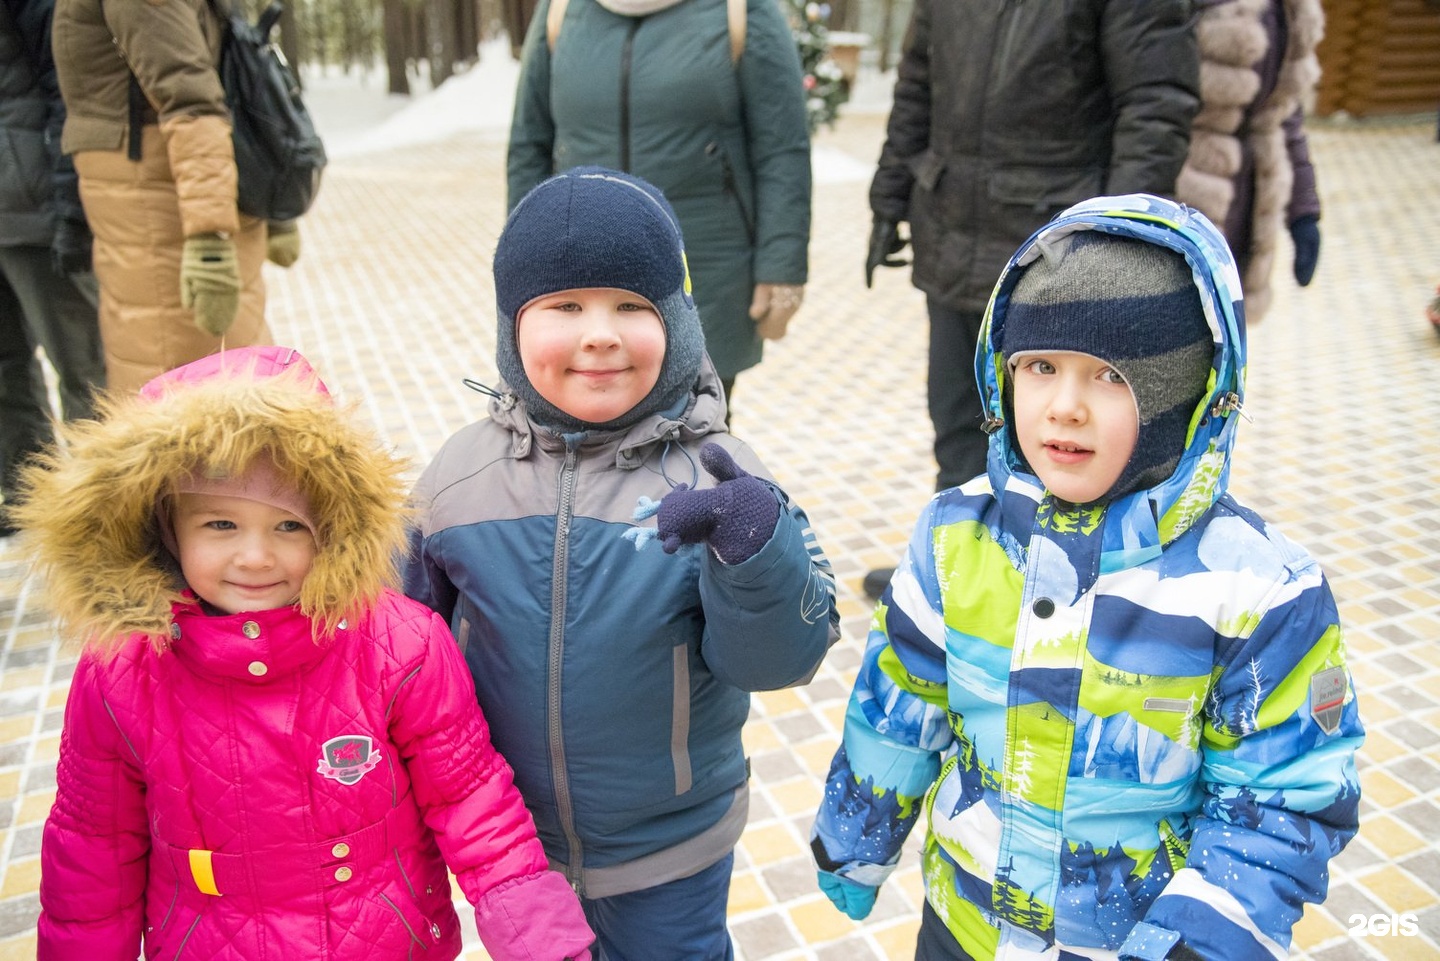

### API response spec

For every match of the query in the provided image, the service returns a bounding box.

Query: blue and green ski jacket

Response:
[812,195,1363,960]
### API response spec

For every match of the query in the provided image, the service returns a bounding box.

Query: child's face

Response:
[516,287,666,425]
[172,492,317,615]
[1009,351,1138,505]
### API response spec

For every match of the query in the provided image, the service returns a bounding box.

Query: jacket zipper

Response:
[619,20,640,171]
[550,442,584,891]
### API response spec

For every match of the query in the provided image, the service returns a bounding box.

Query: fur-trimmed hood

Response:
[12,347,410,651]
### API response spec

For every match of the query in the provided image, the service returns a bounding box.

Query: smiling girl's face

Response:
[172,492,317,614]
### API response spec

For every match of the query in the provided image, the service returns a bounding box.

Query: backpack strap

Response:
[726,0,745,63]
[548,0,745,63]
[99,0,232,160]
[545,0,570,52]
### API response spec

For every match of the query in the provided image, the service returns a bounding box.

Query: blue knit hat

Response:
[1001,231,1215,500]
[493,167,706,432]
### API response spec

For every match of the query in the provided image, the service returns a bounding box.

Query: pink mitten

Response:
[473,870,594,961]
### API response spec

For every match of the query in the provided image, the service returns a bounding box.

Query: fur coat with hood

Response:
[1175,0,1324,322]
[15,347,594,961]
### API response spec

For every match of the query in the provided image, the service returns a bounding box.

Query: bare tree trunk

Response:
[308,0,328,70]
[878,0,898,72]
[340,0,365,73]
[276,1,302,79]
[384,0,411,94]
[427,0,456,86]
[457,0,478,65]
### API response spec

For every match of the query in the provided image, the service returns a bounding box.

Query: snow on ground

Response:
[302,37,889,184]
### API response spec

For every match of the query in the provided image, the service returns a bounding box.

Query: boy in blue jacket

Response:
[812,195,1363,960]
[406,167,839,960]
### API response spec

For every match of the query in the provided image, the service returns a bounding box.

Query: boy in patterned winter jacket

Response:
[16,346,593,961]
[811,195,1363,961]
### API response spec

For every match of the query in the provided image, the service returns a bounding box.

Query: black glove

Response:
[1289,214,1320,287]
[655,443,780,564]
[864,219,909,288]
[51,216,93,276]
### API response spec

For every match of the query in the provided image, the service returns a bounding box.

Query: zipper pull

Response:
[1210,391,1252,423]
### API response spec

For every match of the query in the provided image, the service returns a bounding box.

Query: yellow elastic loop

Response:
[188,849,221,896]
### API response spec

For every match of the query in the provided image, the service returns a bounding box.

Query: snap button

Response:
[1032,598,1055,618]
[247,661,268,677]
[331,842,350,859]
[334,866,353,882]
[337,618,348,630]
[242,620,261,639]
[430,922,442,940]
[169,623,181,640]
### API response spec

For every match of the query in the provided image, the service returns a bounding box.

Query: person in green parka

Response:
[507,0,812,409]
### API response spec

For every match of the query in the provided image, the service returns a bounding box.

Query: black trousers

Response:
[926,298,990,491]
[0,246,104,500]
[915,900,979,960]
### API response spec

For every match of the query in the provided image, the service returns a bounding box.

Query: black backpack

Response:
[210,0,326,222]
[111,0,326,223]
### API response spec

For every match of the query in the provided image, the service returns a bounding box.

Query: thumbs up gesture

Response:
[656,443,780,564]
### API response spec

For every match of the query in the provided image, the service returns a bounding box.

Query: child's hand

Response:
[656,443,780,564]
[817,871,878,920]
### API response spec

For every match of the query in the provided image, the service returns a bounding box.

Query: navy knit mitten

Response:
[656,443,780,564]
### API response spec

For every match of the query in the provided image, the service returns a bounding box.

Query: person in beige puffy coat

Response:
[51,0,298,392]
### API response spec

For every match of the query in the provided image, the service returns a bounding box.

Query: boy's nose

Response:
[1048,378,1088,422]
[581,316,623,348]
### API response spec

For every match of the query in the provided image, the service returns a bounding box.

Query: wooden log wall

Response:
[1316,0,1440,117]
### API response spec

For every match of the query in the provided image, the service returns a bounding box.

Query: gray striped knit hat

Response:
[1001,231,1214,501]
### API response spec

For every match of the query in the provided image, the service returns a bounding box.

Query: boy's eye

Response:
[1024,359,1055,375]
[617,301,654,313]
[1102,368,1127,385]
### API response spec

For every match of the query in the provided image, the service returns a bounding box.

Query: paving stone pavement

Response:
[1,107,1438,960]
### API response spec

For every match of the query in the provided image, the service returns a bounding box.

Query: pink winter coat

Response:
[19,348,590,959]
[40,591,592,960]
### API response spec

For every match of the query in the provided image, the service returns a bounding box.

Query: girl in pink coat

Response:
[14,346,594,961]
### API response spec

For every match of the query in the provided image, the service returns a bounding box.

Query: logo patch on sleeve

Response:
[1310,667,1347,735]
[318,734,382,785]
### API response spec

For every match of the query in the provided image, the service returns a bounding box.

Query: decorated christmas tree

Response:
[786,0,849,133]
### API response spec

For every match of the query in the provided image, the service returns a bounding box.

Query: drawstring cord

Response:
[622,434,698,551]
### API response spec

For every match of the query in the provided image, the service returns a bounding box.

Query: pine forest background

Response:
[243,0,914,98]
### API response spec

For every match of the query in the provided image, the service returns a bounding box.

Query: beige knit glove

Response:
[266,221,301,267]
[180,233,241,337]
[750,283,804,341]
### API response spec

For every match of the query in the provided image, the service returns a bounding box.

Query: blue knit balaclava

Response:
[1001,231,1215,501]
[493,167,706,433]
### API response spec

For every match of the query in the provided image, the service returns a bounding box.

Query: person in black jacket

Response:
[861,0,1201,599]
[0,0,105,535]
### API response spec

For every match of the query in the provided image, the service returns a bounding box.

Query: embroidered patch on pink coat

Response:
[317,735,382,785]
